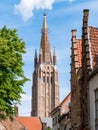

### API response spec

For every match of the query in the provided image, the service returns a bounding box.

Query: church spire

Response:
[34,49,38,68]
[42,13,48,31]
[53,47,57,65]
[40,14,51,63]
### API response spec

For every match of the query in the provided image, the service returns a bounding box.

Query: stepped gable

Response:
[89,26,98,68]
[77,39,82,67]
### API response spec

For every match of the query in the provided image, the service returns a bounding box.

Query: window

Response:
[53,118,54,125]
[51,76,53,83]
[47,66,49,69]
[55,117,57,123]
[47,76,49,83]
[43,76,45,83]
[95,89,98,130]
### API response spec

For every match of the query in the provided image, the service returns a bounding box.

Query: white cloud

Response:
[14,0,55,21]
[19,94,31,116]
[23,45,35,63]
[69,0,75,2]
[14,0,76,21]
[56,0,75,2]
[21,94,31,102]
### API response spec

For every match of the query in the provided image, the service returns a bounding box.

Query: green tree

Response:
[46,126,52,130]
[0,26,28,119]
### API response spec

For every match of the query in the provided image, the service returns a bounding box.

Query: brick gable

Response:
[89,26,98,68]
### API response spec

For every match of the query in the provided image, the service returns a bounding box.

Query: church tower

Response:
[31,14,60,117]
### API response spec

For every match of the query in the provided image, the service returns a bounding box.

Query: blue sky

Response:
[0,0,98,116]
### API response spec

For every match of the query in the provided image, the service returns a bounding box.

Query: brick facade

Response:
[70,30,82,128]
[71,9,98,130]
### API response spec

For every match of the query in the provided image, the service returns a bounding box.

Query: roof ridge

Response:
[60,92,71,106]
[89,26,98,30]
[17,116,39,118]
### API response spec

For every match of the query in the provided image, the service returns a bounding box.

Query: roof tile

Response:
[89,26,98,68]
[17,117,42,130]
[77,39,82,67]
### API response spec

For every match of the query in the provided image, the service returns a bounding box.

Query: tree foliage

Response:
[46,126,52,130]
[0,26,28,119]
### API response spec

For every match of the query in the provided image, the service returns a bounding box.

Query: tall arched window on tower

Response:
[47,76,49,83]
[43,76,45,83]
[51,76,53,84]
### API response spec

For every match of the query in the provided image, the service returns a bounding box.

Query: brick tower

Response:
[31,14,60,117]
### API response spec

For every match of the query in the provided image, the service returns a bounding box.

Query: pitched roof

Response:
[17,117,42,130]
[40,117,52,129]
[1,118,25,130]
[40,14,51,63]
[89,26,98,69]
[0,122,6,130]
[60,92,71,107]
[50,92,71,115]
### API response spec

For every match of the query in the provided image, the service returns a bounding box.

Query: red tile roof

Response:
[77,39,82,67]
[60,92,71,107]
[89,26,98,69]
[50,92,71,115]
[1,118,25,130]
[17,117,42,130]
[60,92,71,114]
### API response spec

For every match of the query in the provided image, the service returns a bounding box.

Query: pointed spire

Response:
[42,13,48,31]
[53,47,57,65]
[40,14,51,63]
[34,49,38,68]
[39,48,42,63]
[35,49,37,58]
[53,47,56,56]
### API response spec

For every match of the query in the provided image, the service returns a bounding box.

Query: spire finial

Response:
[53,47,56,56]
[53,47,57,65]
[42,13,48,30]
[35,49,37,58]
[34,49,38,68]
[44,1,46,16]
[40,12,51,63]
